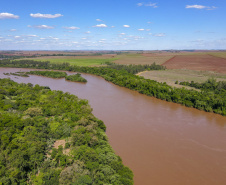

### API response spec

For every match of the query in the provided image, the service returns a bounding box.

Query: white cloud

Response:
[145,3,158,8]
[123,25,130,28]
[119,33,126,35]
[96,19,103,21]
[98,39,106,43]
[93,24,107,28]
[127,35,144,40]
[27,35,38,37]
[207,6,217,10]
[186,5,206,9]
[0,13,19,19]
[138,29,145,31]
[186,5,217,10]
[153,33,166,37]
[85,31,91,34]
[64,26,80,30]
[137,2,158,8]
[14,36,21,39]
[133,36,144,40]
[10,29,17,32]
[146,29,151,31]
[28,25,54,29]
[30,13,63,18]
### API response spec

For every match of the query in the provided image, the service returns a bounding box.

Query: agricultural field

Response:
[16,55,118,66]
[9,50,226,67]
[10,51,226,87]
[208,52,226,59]
[162,54,226,73]
[139,69,226,88]
[114,53,174,65]
[111,51,226,66]
[138,51,226,88]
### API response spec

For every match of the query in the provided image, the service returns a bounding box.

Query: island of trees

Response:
[26,70,67,78]
[66,73,87,82]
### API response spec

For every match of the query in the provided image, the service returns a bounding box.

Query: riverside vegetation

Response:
[178,78,226,92]
[27,71,87,82]
[65,73,87,83]
[6,70,88,83]
[0,78,133,185]
[0,59,226,116]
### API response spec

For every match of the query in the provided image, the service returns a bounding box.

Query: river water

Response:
[1,68,226,185]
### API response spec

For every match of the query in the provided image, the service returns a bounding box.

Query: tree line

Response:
[105,62,165,74]
[179,78,226,92]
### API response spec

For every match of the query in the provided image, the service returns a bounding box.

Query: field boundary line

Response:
[162,56,176,65]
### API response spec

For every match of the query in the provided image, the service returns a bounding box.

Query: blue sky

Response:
[0,0,225,50]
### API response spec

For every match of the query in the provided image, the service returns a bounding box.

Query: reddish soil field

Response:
[163,54,226,74]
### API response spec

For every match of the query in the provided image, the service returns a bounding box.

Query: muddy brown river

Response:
[1,68,226,185]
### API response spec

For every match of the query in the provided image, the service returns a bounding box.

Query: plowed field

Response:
[163,54,226,74]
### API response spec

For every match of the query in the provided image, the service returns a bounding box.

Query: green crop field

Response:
[17,57,118,66]
[207,51,226,59]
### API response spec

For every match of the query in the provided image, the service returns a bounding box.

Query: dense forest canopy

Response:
[0,78,133,185]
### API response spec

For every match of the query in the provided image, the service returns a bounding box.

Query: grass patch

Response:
[138,69,226,89]
[207,52,226,59]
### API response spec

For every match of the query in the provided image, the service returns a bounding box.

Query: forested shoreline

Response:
[0,78,133,184]
[0,59,225,116]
